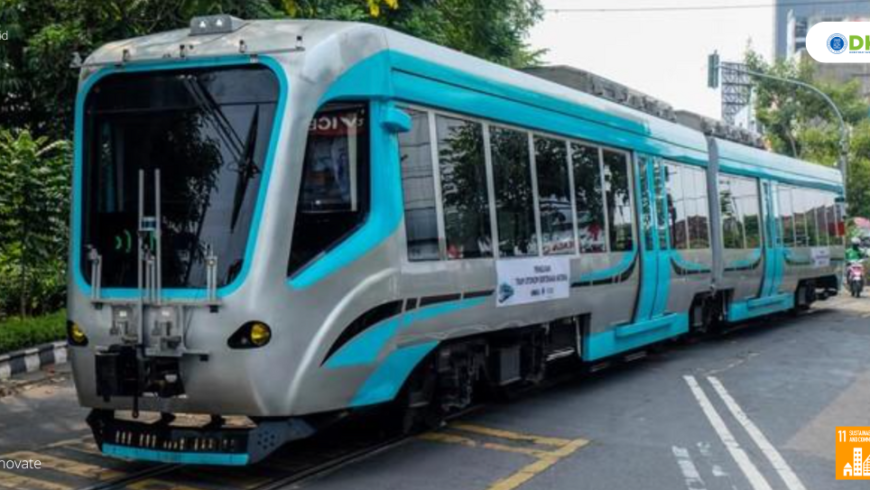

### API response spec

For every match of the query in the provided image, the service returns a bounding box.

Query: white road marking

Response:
[672,446,707,490]
[708,376,808,490]
[696,442,734,481]
[683,375,774,490]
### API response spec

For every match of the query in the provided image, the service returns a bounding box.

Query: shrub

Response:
[0,310,66,354]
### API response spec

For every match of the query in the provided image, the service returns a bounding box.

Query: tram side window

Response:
[792,189,809,247]
[654,159,669,250]
[436,115,492,259]
[814,191,829,247]
[739,178,762,249]
[535,136,575,255]
[687,166,711,249]
[491,126,537,257]
[288,102,370,276]
[719,176,745,249]
[825,194,839,243]
[664,163,689,250]
[835,195,846,239]
[805,189,820,247]
[603,150,634,252]
[399,109,440,261]
[778,186,796,247]
[572,144,607,253]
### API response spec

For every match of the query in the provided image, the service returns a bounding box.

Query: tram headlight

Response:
[67,321,88,347]
[249,323,271,346]
[228,321,272,349]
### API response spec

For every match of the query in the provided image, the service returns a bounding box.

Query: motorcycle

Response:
[847,261,865,298]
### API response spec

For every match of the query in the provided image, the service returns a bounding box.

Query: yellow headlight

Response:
[69,322,88,345]
[249,323,271,347]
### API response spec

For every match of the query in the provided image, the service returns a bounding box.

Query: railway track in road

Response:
[4,298,857,490]
[1,404,481,490]
[73,433,409,490]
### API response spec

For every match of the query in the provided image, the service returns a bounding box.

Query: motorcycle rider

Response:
[846,237,865,262]
[846,237,866,297]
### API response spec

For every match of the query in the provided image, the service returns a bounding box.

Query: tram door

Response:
[634,155,672,321]
[759,181,783,297]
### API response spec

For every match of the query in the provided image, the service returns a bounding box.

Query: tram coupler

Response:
[95,345,185,401]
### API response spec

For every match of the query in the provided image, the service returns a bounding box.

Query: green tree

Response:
[0,129,70,316]
[0,0,543,140]
[0,0,543,317]
[0,0,286,138]
[744,50,870,216]
[282,0,542,66]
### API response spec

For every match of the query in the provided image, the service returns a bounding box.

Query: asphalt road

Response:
[1,294,869,490]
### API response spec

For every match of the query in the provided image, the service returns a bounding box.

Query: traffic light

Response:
[708,51,720,89]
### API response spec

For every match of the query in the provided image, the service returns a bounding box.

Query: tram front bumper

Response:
[87,410,315,465]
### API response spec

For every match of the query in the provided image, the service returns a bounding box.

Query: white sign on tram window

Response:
[811,247,831,268]
[496,257,570,307]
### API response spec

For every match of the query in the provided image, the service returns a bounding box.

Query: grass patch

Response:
[0,310,66,355]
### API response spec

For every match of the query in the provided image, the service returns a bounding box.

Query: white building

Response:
[844,462,853,476]
[855,447,864,476]
[776,0,870,58]
[784,13,870,100]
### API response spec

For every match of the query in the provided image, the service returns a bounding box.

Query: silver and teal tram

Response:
[67,17,844,465]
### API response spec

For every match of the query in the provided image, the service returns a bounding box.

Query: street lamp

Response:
[708,51,849,198]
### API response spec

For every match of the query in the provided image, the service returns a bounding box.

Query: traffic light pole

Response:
[709,54,849,199]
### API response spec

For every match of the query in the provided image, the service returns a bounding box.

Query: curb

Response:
[0,341,68,381]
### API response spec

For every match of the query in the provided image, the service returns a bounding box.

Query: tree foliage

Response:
[0,0,543,318]
[0,129,70,316]
[745,50,870,216]
[0,0,543,140]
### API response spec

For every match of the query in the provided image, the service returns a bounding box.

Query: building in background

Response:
[777,0,870,99]
[775,0,870,59]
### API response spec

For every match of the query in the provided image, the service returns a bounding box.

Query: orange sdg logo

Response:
[836,427,870,480]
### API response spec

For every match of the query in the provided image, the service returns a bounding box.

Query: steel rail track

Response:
[73,403,484,490]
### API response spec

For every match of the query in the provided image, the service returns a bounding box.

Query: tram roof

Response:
[83,19,843,191]
[83,20,705,152]
[717,138,843,191]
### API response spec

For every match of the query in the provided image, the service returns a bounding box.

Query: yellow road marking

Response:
[45,437,92,449]
[43,437,106,458]
[0,471,72,490]
[421,424,589,490]
[126,479,206,490]
[177,468,271,490]
[418,432,552,458]
[486,438,589,490]
[449,423,573,447]
[60,441,105,458]
[3,451,123,481]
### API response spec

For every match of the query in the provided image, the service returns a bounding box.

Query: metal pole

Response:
[138,170,145,344]
[719,64,849,198]
[155,169,162,306]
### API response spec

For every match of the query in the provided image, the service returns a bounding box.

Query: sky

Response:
[529,0,776,119]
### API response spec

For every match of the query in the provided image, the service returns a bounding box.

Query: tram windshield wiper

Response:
[230,106,260,231]
[183,76,261,232]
